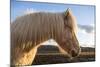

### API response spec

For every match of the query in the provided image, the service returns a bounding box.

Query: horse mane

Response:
[11,9,77,51]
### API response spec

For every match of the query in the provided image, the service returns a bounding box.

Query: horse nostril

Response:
[71,50,78,57]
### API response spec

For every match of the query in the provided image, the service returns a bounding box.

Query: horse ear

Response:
[64,8,77,34]
[64,8,71,18]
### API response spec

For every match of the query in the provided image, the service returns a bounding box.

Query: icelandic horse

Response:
[11,8,80,66]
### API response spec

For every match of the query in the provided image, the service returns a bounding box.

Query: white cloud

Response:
[23,8,39,15]
[77,26,95,47]
[40,39,58,46]
[78,24,95,35]
[79,43,95,47]
[21,8,60,16]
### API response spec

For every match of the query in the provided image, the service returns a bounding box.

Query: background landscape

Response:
[32,45,95,65]
[11,0,95,65]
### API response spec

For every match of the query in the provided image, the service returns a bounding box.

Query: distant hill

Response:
[80,46,95,52]
[32,45,95,65]
[37,45,60,53]
[36,45,95,54]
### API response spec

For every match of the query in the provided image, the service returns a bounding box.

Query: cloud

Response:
[40,39,58,46]
[23,8,39,14]
[77,24,95,47]
[22,8,62,15]
[78,24,94,34]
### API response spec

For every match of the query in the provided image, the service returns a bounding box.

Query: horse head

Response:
[57,8,81,58]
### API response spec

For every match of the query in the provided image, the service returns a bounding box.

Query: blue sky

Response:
[11,0,96,47]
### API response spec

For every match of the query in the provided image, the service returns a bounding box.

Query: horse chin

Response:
[68,54,76,60]
[69,48,81,59]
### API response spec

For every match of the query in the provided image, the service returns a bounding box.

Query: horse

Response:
[11,8,81,66]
